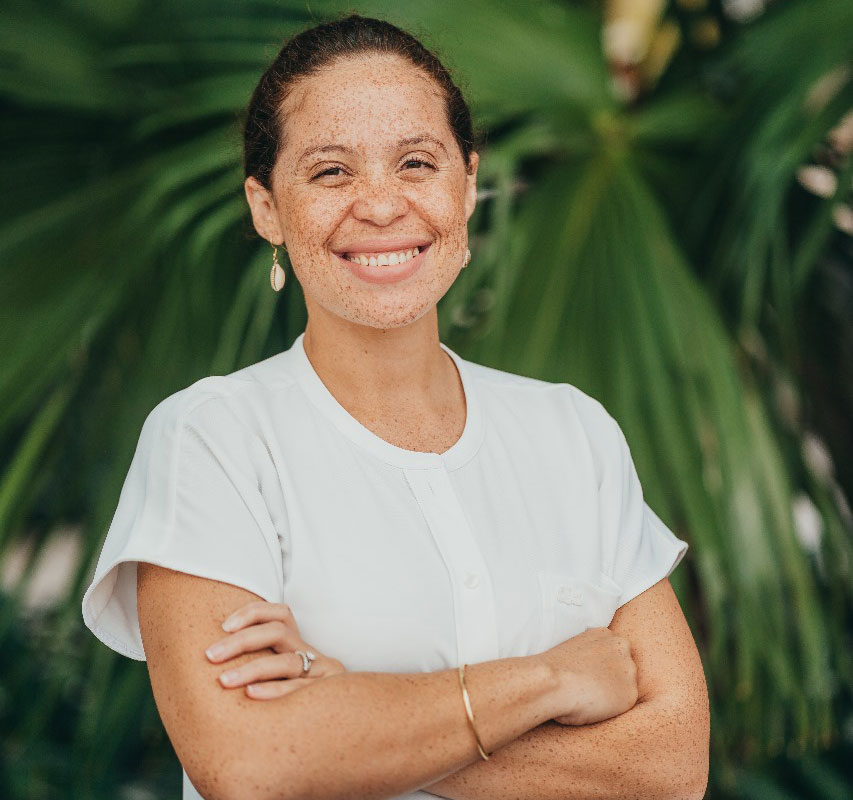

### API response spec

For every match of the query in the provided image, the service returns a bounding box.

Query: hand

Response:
[537,627,639,726]
[204,601,347,699]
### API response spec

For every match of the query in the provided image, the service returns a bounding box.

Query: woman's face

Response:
[246,52,479,330]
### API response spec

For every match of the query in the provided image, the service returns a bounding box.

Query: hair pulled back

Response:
[242,13,480,191]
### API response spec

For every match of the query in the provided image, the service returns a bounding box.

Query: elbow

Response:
[689,688,711,798]
[645,700,710,799]
[689,743,710,800]
[172,707,305,800]
[644,763,708,800]
[692,767,710,800]
[184,754,300,800]
[662,738,708,800]
[671,754,709,800]
[681,770,709,800]
[662,738,709,798]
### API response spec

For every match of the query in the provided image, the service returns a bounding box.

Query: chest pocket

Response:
[537,570,623,650]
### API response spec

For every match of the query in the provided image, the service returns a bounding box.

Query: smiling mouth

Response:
[335,243,431,266]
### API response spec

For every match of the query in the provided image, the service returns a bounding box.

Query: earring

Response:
[270,242,286,292]
[462,247,471,269]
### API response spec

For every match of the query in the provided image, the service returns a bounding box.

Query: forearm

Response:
[187,655,560,800]
[422,698,706,800]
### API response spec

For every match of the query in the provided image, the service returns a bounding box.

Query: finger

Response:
[218,652,308,688]
[220,653,338,688]
[222,601,295,631]
[221,602,299,634]
[206,620,306,663]
[246,678,314,699]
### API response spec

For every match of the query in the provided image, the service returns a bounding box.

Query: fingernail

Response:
[206,644,224,660]
[222,617,239,632]
[220,670,238,685]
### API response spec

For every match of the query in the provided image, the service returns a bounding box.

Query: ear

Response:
[464,151,479,222]
[244,176,285,244]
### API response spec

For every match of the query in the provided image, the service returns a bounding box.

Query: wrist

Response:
[519,653,564,725]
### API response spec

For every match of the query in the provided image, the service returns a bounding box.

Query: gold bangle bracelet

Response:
[458,663,491,761]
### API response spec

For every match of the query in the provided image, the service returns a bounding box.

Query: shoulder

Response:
[141,352,296,441]
[459,355,624,480]
[462,356,619,436]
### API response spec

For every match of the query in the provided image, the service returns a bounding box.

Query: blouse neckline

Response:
[285,331,485,471]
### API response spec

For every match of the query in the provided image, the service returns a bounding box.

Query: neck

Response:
[300,306,454,413]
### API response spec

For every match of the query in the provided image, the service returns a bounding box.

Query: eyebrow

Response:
[296,135,449,167]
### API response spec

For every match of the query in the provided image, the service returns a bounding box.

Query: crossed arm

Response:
[422,577,710,800]
[138,565,708,800]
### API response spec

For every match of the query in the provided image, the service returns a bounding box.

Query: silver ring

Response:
[295,649,316,674]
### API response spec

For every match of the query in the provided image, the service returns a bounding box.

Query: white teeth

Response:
[347,246,423,266]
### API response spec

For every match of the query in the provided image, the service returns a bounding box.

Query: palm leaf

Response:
[1,0,851,796]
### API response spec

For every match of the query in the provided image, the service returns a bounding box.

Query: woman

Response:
[82,14,709,800]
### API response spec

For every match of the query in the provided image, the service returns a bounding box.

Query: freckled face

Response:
[269,53,478,329]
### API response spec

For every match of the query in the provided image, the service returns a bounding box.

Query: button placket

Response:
[404,467,499,664]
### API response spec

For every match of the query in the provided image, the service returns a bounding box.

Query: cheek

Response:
[421,175,467,213]
[412,183,470,249]
[287,190,339,225]
[281,178,469,256]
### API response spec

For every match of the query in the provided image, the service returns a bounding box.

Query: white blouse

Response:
[82,330,688,800]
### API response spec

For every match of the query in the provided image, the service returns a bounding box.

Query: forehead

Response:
[279,53,447,154]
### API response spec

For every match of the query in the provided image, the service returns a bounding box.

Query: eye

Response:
[402,159,436,171]
[310,165,348,180]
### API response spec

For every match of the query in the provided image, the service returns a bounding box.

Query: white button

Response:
[557,585,583,605]
[464,572,480,589]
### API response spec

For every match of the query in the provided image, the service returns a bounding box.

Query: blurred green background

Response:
[1,0,851,797]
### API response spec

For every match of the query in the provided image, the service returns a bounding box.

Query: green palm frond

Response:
[1,1,851,797]
[679,0,853,332]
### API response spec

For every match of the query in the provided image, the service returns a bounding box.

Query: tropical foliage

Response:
[1,0,851,796]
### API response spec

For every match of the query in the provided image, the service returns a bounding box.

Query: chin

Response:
[305,274,450,330]
[355,306,433,329]
[339,298,436,330]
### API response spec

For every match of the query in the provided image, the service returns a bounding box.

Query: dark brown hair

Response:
[242,13,482,191]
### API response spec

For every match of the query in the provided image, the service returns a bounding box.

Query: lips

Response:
[335,242,431,264]
[337,242,432,285]
[332,238,432,258]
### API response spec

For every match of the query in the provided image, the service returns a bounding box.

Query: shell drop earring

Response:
[462,247,471,269]
[270,242,286,292]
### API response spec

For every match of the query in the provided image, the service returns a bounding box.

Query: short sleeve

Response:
[81,393,285,661]
[599,411,689,608]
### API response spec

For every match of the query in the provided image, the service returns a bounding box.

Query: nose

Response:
[350,178,409,226]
